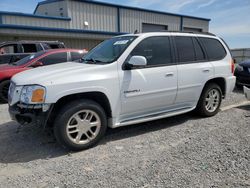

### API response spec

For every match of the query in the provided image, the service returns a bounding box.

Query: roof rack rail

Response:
[18,40,62,43]
[158,30,216,36]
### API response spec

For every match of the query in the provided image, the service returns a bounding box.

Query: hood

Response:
[239,60,250,68]
[12,62,106,86]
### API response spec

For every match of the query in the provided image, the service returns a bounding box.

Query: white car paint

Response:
[244,86,250,100]
[10,32,236,128]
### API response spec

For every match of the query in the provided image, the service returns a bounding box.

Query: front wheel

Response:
[196,83,222,117]
[53,99,107,151]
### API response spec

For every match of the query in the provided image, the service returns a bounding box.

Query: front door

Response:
[119,36,178,120]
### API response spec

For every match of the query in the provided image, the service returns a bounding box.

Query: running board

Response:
[115,106,195,128]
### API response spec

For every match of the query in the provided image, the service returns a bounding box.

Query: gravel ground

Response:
[0,89,249,188]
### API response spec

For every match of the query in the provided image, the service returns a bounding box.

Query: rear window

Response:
[71,52,84,61]
[199,37,226,60]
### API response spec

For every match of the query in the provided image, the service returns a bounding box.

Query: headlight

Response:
[20,85,46,104]
[236,64,244,72]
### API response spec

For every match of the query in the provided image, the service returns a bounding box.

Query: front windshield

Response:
[81,36,137,64]
[13,51,46,66]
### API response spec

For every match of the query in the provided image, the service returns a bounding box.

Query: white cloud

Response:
[197,0,216,9]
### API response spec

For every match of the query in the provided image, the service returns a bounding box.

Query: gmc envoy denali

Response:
[8,32,236,150]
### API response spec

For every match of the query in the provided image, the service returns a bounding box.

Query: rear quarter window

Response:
[199,37,226,61]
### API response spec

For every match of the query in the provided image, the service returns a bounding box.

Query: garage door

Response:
[142,23,168,33]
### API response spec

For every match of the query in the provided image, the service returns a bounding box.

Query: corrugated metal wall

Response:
[0,33,102,50]
[2,15,70,28]
[119,8,181,33]
[67,1,118,32]
[183,17,209,32]
[35,1,68,17]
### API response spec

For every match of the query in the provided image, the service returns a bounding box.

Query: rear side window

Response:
[0,44,18,54]
[38,52,67,65]
[48,44,60,49]
[130,36,172,66]
[199,37,226,60]
[175,36,196,63]
[22,44,37,53]
[71,52,84,61]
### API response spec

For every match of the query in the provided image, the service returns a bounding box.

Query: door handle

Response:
[165,73,174,77]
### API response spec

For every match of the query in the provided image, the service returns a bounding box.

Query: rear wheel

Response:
[53,99,107,151]
[196,83,222,117]
[0,80,10,103]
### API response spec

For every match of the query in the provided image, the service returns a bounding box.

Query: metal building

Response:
[231,48,250,63]
[0,0,210,49]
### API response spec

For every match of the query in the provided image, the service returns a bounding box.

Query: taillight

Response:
[231,59,235,74]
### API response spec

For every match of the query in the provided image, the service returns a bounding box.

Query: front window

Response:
[81,36,137,64]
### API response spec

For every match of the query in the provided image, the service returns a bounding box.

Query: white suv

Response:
[8,32,236,150]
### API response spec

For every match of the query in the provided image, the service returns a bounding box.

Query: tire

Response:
[196,83,222,117]
[53,99,107,151]
[0,80,10,103]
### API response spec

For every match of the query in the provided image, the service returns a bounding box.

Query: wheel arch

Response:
[47,91,112,127]
[203,77,226,98]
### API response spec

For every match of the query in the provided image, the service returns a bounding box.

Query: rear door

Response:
[119,36,178,119]
[174,36,213,106]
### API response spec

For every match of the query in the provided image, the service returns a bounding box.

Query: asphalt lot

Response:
[0,89,249,188]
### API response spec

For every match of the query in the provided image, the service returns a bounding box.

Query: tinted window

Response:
[199,37,226,60]
[130,36,172,66]
[14,51,46,66]
[39,52,67,65]
[22,44,37,53]
[71,52,84,61]
[0,44,18,54]
[175,36,195,63]
[48,44,60,49]
[193,38,205,61]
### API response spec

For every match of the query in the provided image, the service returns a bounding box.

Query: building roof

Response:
[34,0,211,21]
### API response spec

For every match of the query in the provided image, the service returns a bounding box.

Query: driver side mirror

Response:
[126,56,147,70]
[31,61,43,68]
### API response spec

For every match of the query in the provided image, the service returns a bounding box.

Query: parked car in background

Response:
[0,49,86,103]
[8,32,235,151]
[234,59,250,88]
[244,86,250,100]
[0,41,65,65]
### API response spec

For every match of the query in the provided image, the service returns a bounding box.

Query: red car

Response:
[0,49,87,103]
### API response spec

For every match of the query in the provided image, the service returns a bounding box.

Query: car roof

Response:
[43,48,86,54]
[0,41,64,46]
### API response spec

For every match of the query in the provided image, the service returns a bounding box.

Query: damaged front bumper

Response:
[8,103,53,127]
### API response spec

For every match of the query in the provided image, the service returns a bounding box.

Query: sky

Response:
[0,0,249,49]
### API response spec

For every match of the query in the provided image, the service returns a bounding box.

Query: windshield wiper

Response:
[81,58,104,64]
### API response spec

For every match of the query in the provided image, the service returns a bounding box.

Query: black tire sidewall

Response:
[197,83,222,117]
[0,80,10,103]
[54,99,107,151]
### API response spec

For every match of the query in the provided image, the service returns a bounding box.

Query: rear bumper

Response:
[225,76,236,97]
[243,86,250,100]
